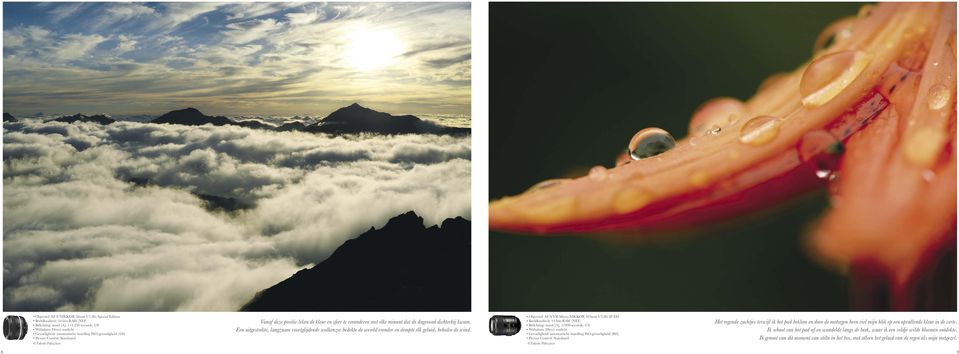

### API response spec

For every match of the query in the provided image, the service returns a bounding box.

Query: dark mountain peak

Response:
[325,103,380,121]
[441,216,470,230]
[276,121,307,131]
[308,103,467,135]
[152,107,231,126]
[4,113,18,122]
[48,113,115,125]
[177,107,204,116]
[382,210,425,231]
[240,211,471,311]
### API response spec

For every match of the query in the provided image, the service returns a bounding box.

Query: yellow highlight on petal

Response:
[515,196,576,225]
[689,171,712,188]
[614,188,651,215]
[902,128,947,168]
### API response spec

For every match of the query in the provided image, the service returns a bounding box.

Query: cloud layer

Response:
[3,119,471,311]
[3,3,471,116]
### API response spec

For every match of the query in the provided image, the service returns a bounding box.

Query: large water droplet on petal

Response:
[688,97,747,136]
[927,84,951,110]
[739,116,782,146]
[628,127,676,160]
[801,50,872,108]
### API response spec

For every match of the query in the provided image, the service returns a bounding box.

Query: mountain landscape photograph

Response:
[3,2,471,311]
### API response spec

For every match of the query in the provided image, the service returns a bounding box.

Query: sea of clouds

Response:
[2,119,470,311]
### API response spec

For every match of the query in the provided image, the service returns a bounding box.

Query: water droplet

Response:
[927,84,951,110]
[827,171,840,191]
[688,97,747,136]
[708,126,722,135]
[896,35,930,71]
[526,179,569,193]
[588,165,608,181]
[814,17,855,53]
[628,127,675,160]
[739,116,782,146]
[801,51,872,108]
[921,169,935,182]
[932,61,940,67]
[797,130,843,180]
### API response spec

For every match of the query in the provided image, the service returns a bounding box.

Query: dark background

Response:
[489,2,863,311]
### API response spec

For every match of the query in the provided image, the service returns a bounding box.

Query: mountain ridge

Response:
[240,210,470,311]
[149,104,469,135]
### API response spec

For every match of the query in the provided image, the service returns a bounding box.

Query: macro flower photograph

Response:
[489,2,955,311]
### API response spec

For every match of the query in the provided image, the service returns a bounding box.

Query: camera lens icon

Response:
[3,316,27,340]
[489,315,521,336]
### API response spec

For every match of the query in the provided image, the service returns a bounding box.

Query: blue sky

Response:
[3,2,471,116]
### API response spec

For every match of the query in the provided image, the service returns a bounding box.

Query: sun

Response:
[346,27,405,71]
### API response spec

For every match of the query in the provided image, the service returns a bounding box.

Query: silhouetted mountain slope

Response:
[193,193,254,213]
[151,108,236,126]
[241,211,470,311]
[3,113,17,122]
[233,119,275,130]
[47,113,115,125]
[306,103,470,135]
[276,121,307,131]
[31,104,467,135]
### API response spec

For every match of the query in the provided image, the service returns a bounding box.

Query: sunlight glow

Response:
[346,27,405,71]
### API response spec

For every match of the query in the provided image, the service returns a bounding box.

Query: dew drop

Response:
[588,165,608,181]
[708,126,722,135]
[798,130,843,180]
[927,84,951,110]
[526,178,569,193]
[814,17,855,53]
[628,127,676,160]
[800,51,872,108]
[688,97,747,136]
[739,116,782,146]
